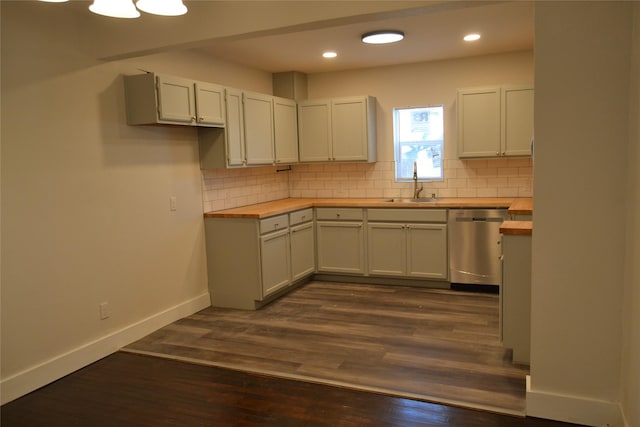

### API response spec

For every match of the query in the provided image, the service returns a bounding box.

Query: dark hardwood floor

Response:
[124,281,529,414]
[1,352,584,427]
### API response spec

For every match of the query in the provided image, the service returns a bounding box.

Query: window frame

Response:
[392,104,445,183]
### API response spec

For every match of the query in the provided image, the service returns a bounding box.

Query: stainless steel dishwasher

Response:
[448,208,508,292]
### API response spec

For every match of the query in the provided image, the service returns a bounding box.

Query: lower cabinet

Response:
[204,208,315,309]
[367,209,448,280]
[291,220,315,281]
[260,227,290,297]
[501,233,532,365]
[316,208,365,274]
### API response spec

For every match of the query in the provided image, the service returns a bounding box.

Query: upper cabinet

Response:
[298,96,376,163]
[200,89,296,169]
[124,73,225,127]
[273,96,299,165]
[457,85,533,158]
[243,91,275,166]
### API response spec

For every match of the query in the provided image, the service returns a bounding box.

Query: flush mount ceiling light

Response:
[89,0,140,18]
[136,0,188,16]
[464,33,481,42]
[38,0,69,2]
[322,51,338,58]
[361,30,405,45]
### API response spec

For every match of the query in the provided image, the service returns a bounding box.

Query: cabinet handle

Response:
[502,151,506,156]
[496,151,500,156]
[199,117,204,121]
[301,215,306,220]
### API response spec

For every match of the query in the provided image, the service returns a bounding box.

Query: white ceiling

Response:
[194,1,534,74]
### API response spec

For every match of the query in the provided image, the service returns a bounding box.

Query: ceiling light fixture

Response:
[464,33,481,42]
[361,30,404,45]
[322,51,338,59]
[38,0,69,3]
[136,0,188,16]
[89,0,140,18]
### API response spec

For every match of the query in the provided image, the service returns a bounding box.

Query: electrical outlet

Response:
[99,302,110,320]
[170,196,177,211]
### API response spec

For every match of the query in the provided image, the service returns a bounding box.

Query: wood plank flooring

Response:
[124,281,530,415]
[1,352,582,427]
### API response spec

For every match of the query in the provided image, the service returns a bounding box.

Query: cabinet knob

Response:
[199,117,204,121]
[336,214,341,218]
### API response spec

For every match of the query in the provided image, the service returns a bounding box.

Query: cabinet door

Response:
[457,88,501,158]
[244,91,275,165]
[195,82,225,127]
[502,85,534,156]
[260,228,291,298]
[368,222,406,276]
[225,88,245,166]
[298,100,332,162]
[316,221,365,274]
[273,96,299,164]
[156,75,196,124]
[290,221,315,281]
[406,224,448,279]
[331,97,369,161]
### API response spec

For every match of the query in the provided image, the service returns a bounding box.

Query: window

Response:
[393,105,444,182]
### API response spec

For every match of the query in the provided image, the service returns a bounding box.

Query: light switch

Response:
[170,196,177,211]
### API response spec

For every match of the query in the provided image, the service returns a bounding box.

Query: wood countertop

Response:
[507,197,533,215]
[500,220,533,235]
[204,197,525,219]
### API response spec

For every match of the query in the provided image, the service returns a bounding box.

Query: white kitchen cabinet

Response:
[124,73,225,127]
[195,81,226,126]
[367,209,448,280]
[260,227,291,297]
[204,214,290,309]
[243,91,275,165]
[501,233,532,365]
[224,88,245,166]
[298,96,376,163]
[457,85,533,158]
[273,96,299,164]
[199,89,283,169]
[204,210,315,310]
[290,209,315,281]
[316,208,365,274]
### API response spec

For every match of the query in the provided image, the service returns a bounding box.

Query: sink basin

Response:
[385,198,439,203]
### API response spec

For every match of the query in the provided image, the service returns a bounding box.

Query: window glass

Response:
[393,105,444,181]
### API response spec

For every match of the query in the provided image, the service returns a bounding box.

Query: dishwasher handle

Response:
[455,217,504,222]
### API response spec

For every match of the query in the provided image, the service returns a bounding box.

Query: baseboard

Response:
[0,292,211,405]
[526,376,624,426]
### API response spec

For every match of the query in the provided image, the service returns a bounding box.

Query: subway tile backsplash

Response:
[201,158,532,212]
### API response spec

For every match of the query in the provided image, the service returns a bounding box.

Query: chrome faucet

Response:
[413,161,423,199]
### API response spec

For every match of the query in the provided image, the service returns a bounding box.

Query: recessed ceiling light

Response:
[464,33,481,42]
[323,51,338,59]
[361,30,405,45]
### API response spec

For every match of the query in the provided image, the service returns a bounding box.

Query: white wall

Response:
[0,2,272,403]
[529,2,634,425]
[622,3,640,426]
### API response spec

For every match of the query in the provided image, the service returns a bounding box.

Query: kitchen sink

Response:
[385,198,439,203]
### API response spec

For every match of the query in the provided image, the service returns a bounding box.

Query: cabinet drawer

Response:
[367,208,447,223]
[290,208,313,226]
[259,214,289,234]
[316,208,363,221]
